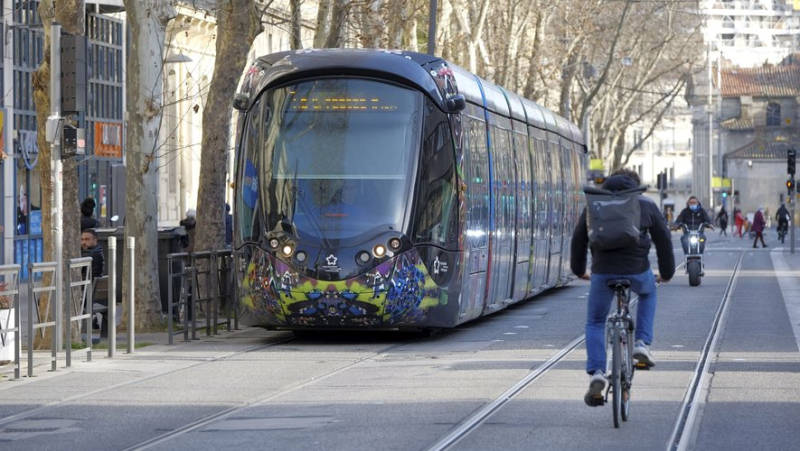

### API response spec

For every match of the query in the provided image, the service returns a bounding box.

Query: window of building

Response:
[766,102,781,126]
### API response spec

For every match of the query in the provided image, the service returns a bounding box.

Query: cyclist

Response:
[674,196,712,254]
[571,169,675,406]
[776,203,790,238]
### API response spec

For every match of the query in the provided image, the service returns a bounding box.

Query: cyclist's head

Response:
[609,168,641,186]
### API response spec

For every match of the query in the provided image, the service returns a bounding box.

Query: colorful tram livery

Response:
[232,49,586,330]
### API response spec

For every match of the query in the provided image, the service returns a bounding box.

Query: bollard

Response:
[108,237,117,357]
[127,237,135,353]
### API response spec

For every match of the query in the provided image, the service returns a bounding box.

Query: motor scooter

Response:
[673,222,714,287]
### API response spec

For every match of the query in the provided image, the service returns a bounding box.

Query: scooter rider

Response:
[674,196,712,254]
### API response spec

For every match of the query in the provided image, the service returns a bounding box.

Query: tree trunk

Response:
[313,0,332,48]
[122,0,176,331]
[194,0,261,256]
[358,0,385,48]
[324,0,350,48]
[290,0,303,50]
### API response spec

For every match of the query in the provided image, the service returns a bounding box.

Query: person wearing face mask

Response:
[674,196,712,254]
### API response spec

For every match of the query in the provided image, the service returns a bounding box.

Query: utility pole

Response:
[789,149,796,254]
[48,23,64,349]
[427,0,437,55]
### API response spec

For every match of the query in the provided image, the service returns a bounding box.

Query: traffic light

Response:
[656,172,667,190]
[789,149,796,176]
[787,179,794,195]
[61,33,91,114]
[722,191,728,199]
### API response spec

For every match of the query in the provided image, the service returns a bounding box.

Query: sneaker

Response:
[584,370,606,406]
[633,340,655,368]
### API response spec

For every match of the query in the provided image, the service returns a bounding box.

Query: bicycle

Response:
[604,278,648,428]
[778,221,788,244]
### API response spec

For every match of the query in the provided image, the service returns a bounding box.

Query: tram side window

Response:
[466,117,489,248]
[235,97,263,245]
[412,102,457,247]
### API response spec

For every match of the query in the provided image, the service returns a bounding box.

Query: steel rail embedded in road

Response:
[666,251,745,451]
[425,332,589,451]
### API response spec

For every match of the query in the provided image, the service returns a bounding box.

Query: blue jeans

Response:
[585,270,657,375]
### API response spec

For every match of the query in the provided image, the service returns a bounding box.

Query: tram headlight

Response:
[372,244,387,258]
[357,251,371,264]
[269,238,280,249]
[388,238,402,251]
[689,236,699,245]
[281,244,294,257]
[295,251,307,263]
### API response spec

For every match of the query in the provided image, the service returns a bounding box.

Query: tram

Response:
[231,49,586,330]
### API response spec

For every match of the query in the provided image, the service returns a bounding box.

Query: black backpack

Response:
[584,185,646,251]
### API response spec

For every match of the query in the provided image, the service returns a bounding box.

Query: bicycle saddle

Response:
[606,279,631,289]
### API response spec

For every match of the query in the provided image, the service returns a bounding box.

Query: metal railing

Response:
[0,264,22,380]
[166,249,238,345]
[66,257,94,366]
[27,262,59,377]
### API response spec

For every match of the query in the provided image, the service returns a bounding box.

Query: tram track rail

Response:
[667,251,745,451]
[426,252,745,451]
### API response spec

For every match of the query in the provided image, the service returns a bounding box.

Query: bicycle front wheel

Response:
[611,326,622,428]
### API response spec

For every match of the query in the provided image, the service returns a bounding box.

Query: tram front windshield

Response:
[255,78,422,241]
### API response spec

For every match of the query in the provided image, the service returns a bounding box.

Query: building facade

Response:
[1,0,125,276]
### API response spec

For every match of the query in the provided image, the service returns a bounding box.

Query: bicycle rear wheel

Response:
[621,329,633,421]
[611,326,622,428]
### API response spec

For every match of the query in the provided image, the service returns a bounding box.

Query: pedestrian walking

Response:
[734,208,745,237]
[752,207,768,248]
[715,206,728,236]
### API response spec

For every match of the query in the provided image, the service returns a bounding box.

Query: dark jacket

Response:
[570,175,675,280]
[81,244,105,279]
[751,210,765,233]
[180,216,197,253]
[777,205,790,222]
[675,205,711,230]
[81,216,100,231]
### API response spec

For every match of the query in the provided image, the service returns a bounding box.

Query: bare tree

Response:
[194,1,263,257]
[357,0,386,48]
[313,0,332,47]
[324,0,351,48]
[122,0,177,330]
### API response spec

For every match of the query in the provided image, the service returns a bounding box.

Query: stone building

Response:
[719,61,800,220]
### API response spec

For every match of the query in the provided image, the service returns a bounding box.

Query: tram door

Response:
[511,128,532,302]
[531,133,550,292]
[486,124,515,309]
[547,136,564,287]
[460,115,490,321]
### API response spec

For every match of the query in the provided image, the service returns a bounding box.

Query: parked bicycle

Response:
[603,278,649,428]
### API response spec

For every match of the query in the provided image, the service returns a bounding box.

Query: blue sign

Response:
[29,210,42,235]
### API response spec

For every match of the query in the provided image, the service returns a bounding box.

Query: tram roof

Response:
[251,49,447,108]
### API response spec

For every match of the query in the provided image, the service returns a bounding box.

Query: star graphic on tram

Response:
[326,254,338,266]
